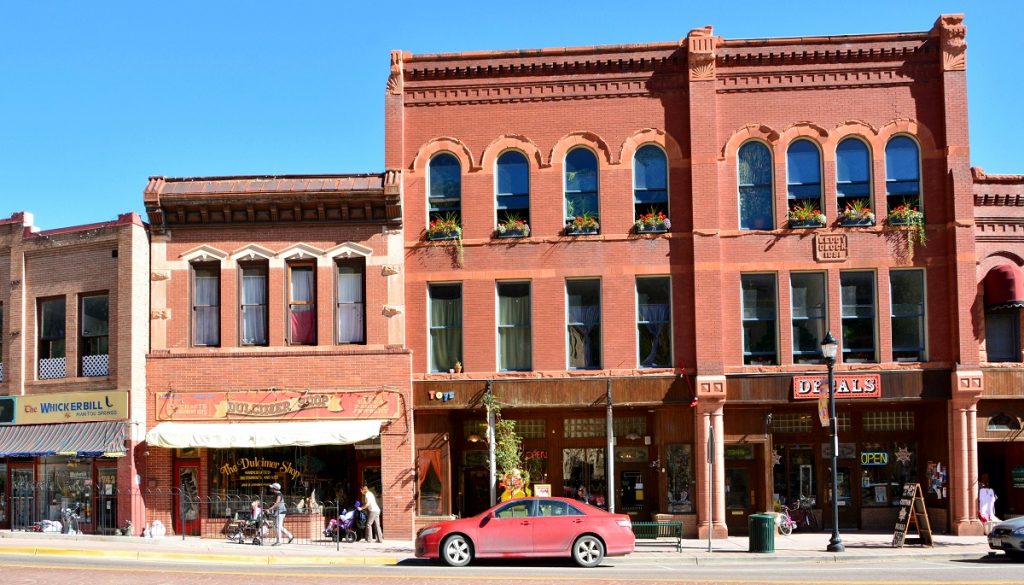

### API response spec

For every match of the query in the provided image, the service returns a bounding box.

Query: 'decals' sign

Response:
[792,374,882,400]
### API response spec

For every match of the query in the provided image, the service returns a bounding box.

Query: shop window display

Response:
[859,441,918,507]
[42,459,93,525]
[562,448,606,508]
[666,444,694,513]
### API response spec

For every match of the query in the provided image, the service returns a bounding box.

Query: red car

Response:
[415,497,635,567]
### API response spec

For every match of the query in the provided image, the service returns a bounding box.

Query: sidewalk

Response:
[0,530,995,567]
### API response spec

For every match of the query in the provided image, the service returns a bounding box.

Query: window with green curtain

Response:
[429,283,462,372]
[498,281,531,371]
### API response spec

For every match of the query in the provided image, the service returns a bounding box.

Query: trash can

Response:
[748,513,775,553]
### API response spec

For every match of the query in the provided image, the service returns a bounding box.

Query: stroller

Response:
[323,502,365,543]
[230,507,269,545]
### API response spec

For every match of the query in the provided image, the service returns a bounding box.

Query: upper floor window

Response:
[336,260,365,344]
[564,148,599,222]
[497,281,531,371]
[634,145,669,226]
[741,274,777,365]
[885,136,921,216]
[567,279,601,370]
[0,302,4,375]
[288,263,316,345]
[841,271,877,363]
[891,269,926,362]
[791,272,826,364]
[240,263,268,346]
[637,276,672,368]
[496,150,530,228]
[738,141,773,230]
[836,138,872,222]
[429,283,462,373]
[80,293,109,377]
[986,309,1020,363]
[786,139,823,226]
[429,152,462,224]
[192,264,220,347]
[38,297,66,379]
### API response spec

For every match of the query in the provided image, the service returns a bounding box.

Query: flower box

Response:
[839,217,874,227]
[887,217,919,226]
[427,230,460,241]
[565,226,599,236]
[636,224,669,234]
[789,219,824,229]
[496,228,528,239]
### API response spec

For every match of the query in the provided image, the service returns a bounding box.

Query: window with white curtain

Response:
[567,279,601,369]
[240,263,268,346]
[336,260,365,344]
[192,264,220,346]
[637,276,671,368]
[497,281,531,371]
[429,283,462,373]
[288,263,316,345]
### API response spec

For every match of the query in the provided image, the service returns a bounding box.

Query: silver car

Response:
[988,516,1024,560]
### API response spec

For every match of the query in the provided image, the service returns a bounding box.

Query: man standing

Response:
[268,482,294,546]
[357,484,383,543]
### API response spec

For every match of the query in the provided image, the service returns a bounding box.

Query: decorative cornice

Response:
[937,14,966,72]
[716,64,937,94]
[687,26,717,82]
[387,50,404,95]
[404,76,658,107]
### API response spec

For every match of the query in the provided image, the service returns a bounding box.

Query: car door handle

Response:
[520,521,531,525]
[572,519,583,524]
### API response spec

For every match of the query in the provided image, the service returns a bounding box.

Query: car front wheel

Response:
[441,534,473,567]
[572,535,605,568]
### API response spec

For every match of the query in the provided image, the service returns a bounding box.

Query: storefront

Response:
[0,391,128,533]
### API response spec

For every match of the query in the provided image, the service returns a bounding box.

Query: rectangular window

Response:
[890,269,926,362]
[192,264,220,346]
[240,263,268,345]
[840,271,876,363]
[985,309,1020,362]
[0,302,4,382]
[791,272,826,364]
[80,293,109,377]
[741,274,777,365]
[637,277,672,368]
[429,283,462,373]
[336,260,365,344]
[417,448,448,516]
[497,281,531,371]
[38,297,66,379]
[567,279,601,369]
[288,263,316,345]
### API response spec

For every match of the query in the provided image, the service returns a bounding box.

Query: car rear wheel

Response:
[572,535,605,568]
[441,534,473,567]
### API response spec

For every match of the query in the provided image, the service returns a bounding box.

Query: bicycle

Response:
[777,496,818,535]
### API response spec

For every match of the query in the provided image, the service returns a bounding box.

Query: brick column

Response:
[694,379,727,539]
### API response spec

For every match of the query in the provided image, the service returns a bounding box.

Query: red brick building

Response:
[0,211,149,533]
[391,14,992,536]
[141,174,416,539]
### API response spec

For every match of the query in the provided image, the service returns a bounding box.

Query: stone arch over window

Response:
[987,412,1022,432]
[619,128,685,167]
[549,131,613,168]
[480,134,545,170]
[411,136,477,174]
[230,244,278,268]
[325,242,374,260]
[277,243,326,266]
[878,119,938,157]
[779,123,829,155]
[179,245,228,268]
[721,124,779,161]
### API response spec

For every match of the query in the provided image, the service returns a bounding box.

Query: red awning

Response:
[984,265,1024,309]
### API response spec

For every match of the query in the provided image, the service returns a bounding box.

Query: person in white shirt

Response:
[357,485,383,543]
[268,482,293,545]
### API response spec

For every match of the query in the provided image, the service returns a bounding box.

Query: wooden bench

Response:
[631,521,683,552]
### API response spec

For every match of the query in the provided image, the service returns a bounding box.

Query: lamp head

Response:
[821,331,838,361]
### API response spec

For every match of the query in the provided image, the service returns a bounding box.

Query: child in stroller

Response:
[230,500,269,545]
[323,501,366,543]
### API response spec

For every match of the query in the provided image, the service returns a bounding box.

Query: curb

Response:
[0,546,401,566]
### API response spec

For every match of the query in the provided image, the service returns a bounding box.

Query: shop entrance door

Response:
[462,468,490,517]
[617,466,653,519]
[11,465,34,530]
[724,444,763,534]
[825,464,858,529]
[0,464,7,529]
[172,461,200,536]
[95,465,117,535]
[358,461,382,497]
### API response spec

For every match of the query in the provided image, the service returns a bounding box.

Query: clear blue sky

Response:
[1,1,1019,229]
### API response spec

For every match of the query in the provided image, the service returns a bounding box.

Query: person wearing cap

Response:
[268,482,293,545]
[356,485,383,543]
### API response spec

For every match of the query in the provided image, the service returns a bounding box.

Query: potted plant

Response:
[788,200,826,228]
[426,212,462,241]
[565,211,599,235]
[634,208,671,234]
[495,214,530,238]
[839,199,875,226]
[887,202,926,248]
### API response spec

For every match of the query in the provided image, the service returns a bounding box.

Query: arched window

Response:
[738,141,773,230]
[836,138,872,223]
[634,145,669,229]
[786,139,823,227]
[428,153,462,228]
[564,148,599,227]
[496,150,530,229]
[885,136,921,218]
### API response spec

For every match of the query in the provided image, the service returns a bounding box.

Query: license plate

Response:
[989,536,1007,548]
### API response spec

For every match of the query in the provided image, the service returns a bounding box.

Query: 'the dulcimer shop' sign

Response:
[156,390,402,421]
[792,374,881,400]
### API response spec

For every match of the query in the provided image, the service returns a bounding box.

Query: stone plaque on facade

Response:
[814,233,848,262]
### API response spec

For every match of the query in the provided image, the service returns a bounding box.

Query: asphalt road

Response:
[0,553,1022,585]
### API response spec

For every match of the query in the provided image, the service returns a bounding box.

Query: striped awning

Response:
[0,420,127,458]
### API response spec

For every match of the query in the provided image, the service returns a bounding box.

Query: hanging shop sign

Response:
[19,391,128,425]
[155,389,402,421]
[792,374,881,400]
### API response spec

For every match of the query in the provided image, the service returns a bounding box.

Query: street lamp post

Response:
[821,331,845,553]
